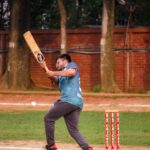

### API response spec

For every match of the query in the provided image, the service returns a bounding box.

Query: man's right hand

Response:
[39,61,49,73]
[39,61,46,68]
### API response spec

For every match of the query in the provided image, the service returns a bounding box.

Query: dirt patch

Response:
[0,93,150,112]
[0,140,149,150]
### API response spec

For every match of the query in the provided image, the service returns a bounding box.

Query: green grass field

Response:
[0,111,150,147]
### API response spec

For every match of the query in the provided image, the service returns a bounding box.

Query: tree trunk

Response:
[57,0,67,54]
[0,0,30,90]
[100,0,120,93]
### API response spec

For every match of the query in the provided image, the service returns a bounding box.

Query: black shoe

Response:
[45,144,57,150]
[88,146,93,150]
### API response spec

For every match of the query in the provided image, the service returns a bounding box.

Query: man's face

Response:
[56,58,65,70]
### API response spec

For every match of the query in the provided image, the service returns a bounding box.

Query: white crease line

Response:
[0,147,65,150]
[0,102,51,107]
[0,147,43,150]
[119,104,150,108]
[0,102,150,108]
[0,103,110,107]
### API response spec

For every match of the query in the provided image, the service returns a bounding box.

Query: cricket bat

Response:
[23,31,48,72]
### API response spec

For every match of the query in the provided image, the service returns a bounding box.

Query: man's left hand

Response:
[46,70,55,77]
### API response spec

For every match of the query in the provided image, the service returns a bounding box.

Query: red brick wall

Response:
[30,51,150,92]
[129,52,150,91]
[0,27,150,91]
[30,52,59,88]
[114,51,127,91]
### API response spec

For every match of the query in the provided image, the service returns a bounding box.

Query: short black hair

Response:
[56,53,72,62]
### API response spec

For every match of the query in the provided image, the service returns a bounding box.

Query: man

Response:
[40,54,93,150]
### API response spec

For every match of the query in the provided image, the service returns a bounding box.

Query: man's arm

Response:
[39,61,76,78]
[46,68,76,77]
[39,61,58,82]
[48,76,58,82]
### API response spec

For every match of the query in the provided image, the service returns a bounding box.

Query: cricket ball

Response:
[31,101,36,107]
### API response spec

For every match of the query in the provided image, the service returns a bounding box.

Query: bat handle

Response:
[40,61,49,73]
[43,65,49,73]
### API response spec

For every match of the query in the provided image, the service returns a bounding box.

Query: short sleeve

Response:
[67,62,78,70]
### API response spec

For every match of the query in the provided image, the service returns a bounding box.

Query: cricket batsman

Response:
[40,53,93,150]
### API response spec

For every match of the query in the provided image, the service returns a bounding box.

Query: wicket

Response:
[105,110,120,150]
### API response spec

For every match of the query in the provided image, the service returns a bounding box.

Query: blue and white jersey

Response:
[58,62,83,108]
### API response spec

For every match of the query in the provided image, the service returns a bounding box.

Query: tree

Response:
[57,0,67,54]
[0,0,30,90]
[100,0,120,92]
[30,0,60,29]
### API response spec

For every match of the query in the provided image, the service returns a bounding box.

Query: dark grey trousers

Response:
[44,100,89,150]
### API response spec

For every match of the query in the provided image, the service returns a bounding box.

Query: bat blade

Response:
[23,31,45,63]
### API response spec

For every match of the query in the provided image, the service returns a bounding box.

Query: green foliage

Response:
[116,0,150,27]
[0,0,150,29]
[66,0,102,27]
[30,0,60,29]
[30,0,150,28]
